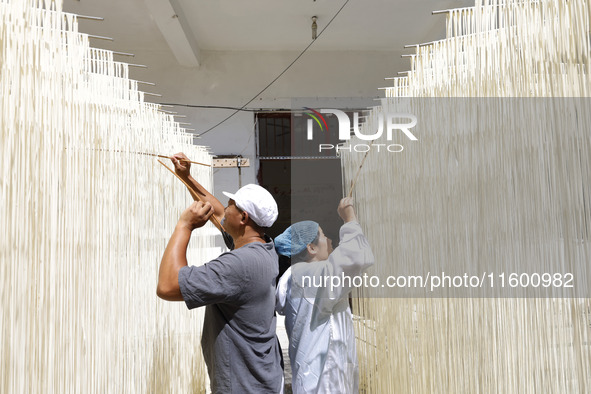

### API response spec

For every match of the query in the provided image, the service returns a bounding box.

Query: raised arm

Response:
[337,197,357,224]
[171,152,225,222]
[157,201,214,301]
[310,198,374,313]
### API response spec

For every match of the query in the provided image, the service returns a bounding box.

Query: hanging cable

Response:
[195,0,351,138]
[159,104,289,112]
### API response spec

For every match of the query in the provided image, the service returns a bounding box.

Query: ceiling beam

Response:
[143,0,200,67]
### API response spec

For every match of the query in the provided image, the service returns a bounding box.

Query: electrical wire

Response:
[194,0,351,138]
[159,104,289,112]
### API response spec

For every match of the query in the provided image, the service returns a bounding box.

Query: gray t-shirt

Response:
[178,240,283,394]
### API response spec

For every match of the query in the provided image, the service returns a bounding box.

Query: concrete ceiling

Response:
[174,0,469,51]
[64,0,473,66]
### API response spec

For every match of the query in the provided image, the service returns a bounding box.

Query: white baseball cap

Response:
[222,184,278,228]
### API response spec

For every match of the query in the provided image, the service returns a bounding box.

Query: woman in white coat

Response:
[275,198,375,394]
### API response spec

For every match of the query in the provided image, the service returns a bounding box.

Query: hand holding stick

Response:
[157,154,210,168]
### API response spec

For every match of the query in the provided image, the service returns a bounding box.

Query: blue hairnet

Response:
[274,221,319,257]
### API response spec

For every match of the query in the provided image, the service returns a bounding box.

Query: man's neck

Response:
[233,231,266,249]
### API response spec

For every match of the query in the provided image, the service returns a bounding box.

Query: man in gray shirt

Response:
[157,153,283,393]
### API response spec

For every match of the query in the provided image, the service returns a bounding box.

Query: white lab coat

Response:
[276,222,375,394]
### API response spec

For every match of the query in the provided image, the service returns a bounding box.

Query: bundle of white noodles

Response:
[0,0,214,392]
[344,0,591,392]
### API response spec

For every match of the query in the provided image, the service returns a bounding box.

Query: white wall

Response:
[63,0,432,200]
[133,49,408,201]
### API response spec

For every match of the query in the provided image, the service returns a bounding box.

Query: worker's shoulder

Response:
[216,241,276,260]
[234,240,277,257]
[231,241,279,274]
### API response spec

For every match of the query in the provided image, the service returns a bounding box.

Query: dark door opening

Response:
[256,112,343,243]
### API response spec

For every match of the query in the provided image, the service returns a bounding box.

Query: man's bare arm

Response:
[156,224,190,301]
[157,201,214,301]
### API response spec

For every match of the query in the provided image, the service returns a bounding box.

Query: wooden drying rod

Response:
[65,148,211,167]
[346,139,376,198]
[151,153,210,167]
[347,153,370,198]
